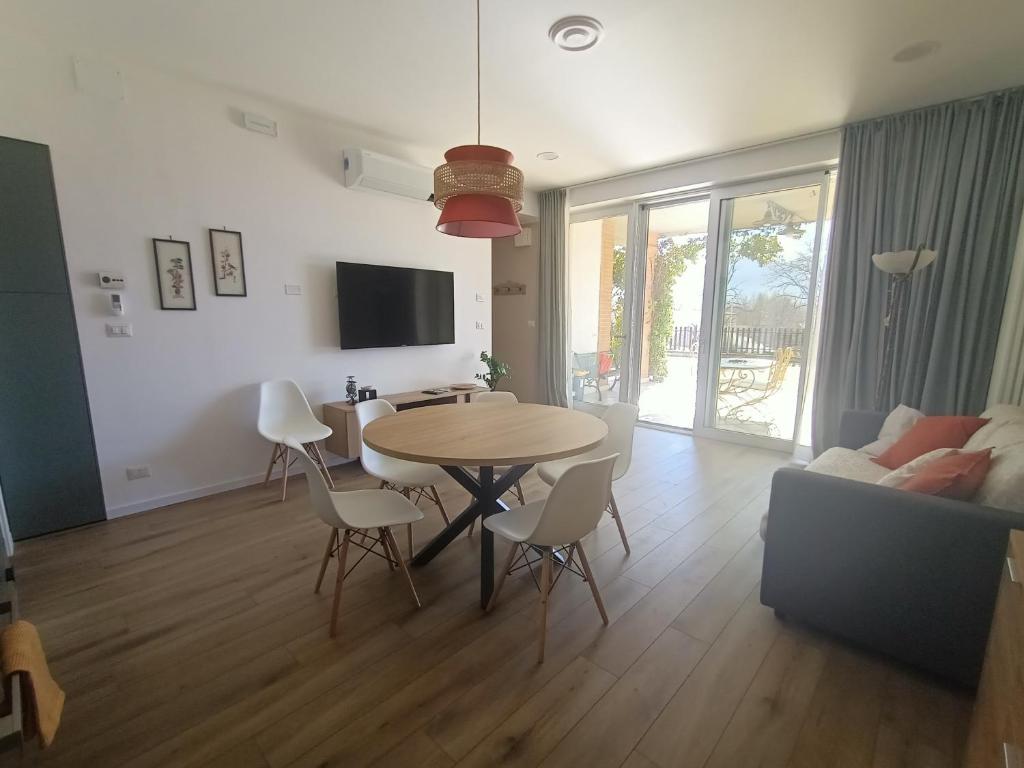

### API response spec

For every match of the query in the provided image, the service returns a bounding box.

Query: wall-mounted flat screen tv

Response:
[336,261,455,349]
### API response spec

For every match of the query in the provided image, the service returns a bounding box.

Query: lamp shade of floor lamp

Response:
[872,246,938,409]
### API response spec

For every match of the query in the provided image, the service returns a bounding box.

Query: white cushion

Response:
[859,404,925,457]
[966,405,1024,451]
[976,442,1024,514]
[875,447,962,487]
[807,447,889,484]
[980,403,1024,425]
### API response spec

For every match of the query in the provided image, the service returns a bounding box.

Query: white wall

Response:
[0,41,491,517]
[491,231,540,403]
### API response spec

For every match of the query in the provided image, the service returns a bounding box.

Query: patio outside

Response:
[570,185,829,443]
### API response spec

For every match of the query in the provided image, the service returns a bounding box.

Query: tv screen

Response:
[336,262,455,349]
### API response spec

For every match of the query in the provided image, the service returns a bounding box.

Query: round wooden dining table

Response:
[362,402,608,607]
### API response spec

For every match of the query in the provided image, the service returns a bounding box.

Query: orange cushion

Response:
[897,448,993,499]
[872,416,990,470]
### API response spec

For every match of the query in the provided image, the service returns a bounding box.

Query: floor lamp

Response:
[872,245,938,409]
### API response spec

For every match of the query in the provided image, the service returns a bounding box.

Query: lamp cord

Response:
[476,0,481,145]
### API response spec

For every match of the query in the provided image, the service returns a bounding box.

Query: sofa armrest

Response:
[761,468,1020,686]
[837,409,887,450]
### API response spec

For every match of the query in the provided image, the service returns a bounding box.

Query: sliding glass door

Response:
[567,211,630,414]
[566,170,834,452]
[635,198,710,429]
[701,174,832,447]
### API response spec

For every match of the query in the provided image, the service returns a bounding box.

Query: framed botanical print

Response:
[153,238,196,310]
[209,228,247,297]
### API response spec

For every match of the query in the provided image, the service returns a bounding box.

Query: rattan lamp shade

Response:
[434,144,523,238]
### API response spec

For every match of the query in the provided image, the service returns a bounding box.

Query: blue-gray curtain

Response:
[813,87,1024,453]
[538,188,569,407]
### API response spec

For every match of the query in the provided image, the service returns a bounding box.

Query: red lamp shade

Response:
[434,145,523,238]
[436,195,521,238]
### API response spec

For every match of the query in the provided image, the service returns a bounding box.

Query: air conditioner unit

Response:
[342,149,434,202]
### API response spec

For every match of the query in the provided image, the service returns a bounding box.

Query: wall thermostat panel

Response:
[98,271,125,289]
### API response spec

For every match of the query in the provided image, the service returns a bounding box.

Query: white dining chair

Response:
[355,399,451,558]
[473,390,526,508]
[484,454,618,663]
[258,379,334,502]
[535,402,638,554]
[288,440,422,637]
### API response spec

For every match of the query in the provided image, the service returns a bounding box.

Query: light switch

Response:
[475,321,485,330]
[284,284,302,295]
[106,323,133,337]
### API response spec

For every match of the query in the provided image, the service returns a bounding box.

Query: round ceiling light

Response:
[549,16,604,52]
[892,40,941,63]
[536,151,560,161]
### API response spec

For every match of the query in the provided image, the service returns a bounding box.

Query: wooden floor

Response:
[9,428,972,767]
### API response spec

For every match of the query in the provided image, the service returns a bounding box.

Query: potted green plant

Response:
[476,350,511,391]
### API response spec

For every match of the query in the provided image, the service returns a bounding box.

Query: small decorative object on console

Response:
[476,350,511,391]
[358,386,377,402]
[345,376,358,405]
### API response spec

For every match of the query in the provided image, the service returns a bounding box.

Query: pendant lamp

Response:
[433,0,523,238]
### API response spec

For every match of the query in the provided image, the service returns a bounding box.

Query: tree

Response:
[606,222,803,382]
[765,247,814,309]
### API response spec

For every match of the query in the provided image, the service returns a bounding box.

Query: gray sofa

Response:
[760,409,1023,687]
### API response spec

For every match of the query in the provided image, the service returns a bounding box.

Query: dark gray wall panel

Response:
[0,136,105,539]
[0,139,70,294]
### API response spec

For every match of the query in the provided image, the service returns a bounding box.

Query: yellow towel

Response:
[1,620,64,748]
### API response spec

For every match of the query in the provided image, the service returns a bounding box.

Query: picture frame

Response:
[209,228,247,297]
[153,238,197,310]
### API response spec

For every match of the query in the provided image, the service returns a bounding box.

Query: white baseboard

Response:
[105,458,352,519]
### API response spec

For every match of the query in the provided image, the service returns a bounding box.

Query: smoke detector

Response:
[549,16,604,52]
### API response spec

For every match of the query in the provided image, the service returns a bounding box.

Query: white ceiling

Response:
[13,0,1024,189]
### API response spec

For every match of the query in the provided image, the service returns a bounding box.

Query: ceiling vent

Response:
[342,149,434,202]
[549,16,604,52]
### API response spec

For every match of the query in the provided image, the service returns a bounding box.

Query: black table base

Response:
[410,463,534,608]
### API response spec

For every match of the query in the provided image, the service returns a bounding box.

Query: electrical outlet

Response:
[475,321,485,330]
[106,322,132,337]
[475,293,485,302]
[126,465,151,481]
[284,284,302,295]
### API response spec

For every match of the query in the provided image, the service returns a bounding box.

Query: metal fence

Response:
[668,325,805,358]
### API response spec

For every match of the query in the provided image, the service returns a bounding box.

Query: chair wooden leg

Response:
[514,480,526,506]
[429,486,451,525]
[280,445,291,502]
[378,528,395,571]
[576,541,608,624]
[385,527,421,608]
[538,548,552,663]
[329,530,352,638]
[609,493,630,555]
[309,441,335,488]
[314,528,337,594]
[264,444,281,487]
[487,541,520,613]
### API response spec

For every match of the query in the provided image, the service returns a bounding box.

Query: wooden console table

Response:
[322,385,489,459]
